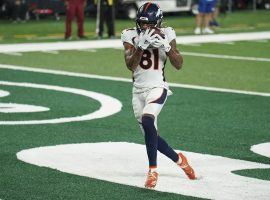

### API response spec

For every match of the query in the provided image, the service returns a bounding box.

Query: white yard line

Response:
[0,64,269,97]
[41,50,59,54]
[1,50,269,62]
[252,39,269,43]
[181,43,202,46]
[1,52,22,56]
[217,41,235,45]
[181,52,270,62]
[175,31,270,44]
[0,31,269,53]
[77,49,97,52]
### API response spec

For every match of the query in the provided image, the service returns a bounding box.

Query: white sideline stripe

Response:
[217,42,235,45]
[182,43,201,46]
[3,49,269,62]
[0,31,270,53]
[78,49,97,52]
[0,64,269,97]
[41,50,59,54]
[182,52,270,62]
[1,52,22,56]
[253,39,268,43]
[176,31,270,44]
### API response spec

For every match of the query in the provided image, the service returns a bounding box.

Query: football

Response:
[150,27,165,39]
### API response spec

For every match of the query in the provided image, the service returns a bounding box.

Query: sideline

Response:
[1,64,269,97]
[0,31,270,53]
[181,52,270,62]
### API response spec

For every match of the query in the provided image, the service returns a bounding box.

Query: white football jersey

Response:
[121,27,176,90]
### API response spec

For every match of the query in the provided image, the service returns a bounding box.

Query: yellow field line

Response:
[14,34,37,39]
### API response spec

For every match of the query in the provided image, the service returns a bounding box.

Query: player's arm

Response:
[123,42,143,72]
[166,39,183,70]
[122,29,155,71]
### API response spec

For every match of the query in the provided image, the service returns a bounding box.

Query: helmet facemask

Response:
[136,18,162,34]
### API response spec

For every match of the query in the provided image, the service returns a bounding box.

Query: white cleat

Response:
[202,27,214,34]
[194,27,201,35]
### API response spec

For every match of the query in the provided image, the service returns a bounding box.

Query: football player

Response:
[121,2,196,189]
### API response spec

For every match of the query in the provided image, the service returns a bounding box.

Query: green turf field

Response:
[0,40,270,92]
[0,62,269,199]
[0,10,270,200]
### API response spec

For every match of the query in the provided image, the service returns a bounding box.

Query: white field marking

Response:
[0,90,10,97]
[181,43,201,46]
[77,49,97,52]
[251,142,270,158]
[0,103,49,113]
[0,81,122,125]
[113,47,124,50]
[218,41,235,45]
[176,31,270,44]
[181,51,270,62]
[1,52,22,56]
[1,31,270,53]
[1,64,270,97]
[0,39,121,53]
[41,50,59,54]
[252,39,269,43]
[17,142,270,200]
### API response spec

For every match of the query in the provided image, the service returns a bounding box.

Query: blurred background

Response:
[0,0,269,21]
[0,0,269,43]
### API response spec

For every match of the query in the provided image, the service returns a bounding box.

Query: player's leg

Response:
[203,1,215,34]
[144,88,179,166]
[65,3,75,39]
[143,87,168,168]
[140,87,168,188]
[133,90,159,171]
[97,1,104,38]
[142,113,158,169]
[144,88,196,180]
[76,4,85,38]
[132,89,160,188]
[195,0,207,34]
[157,135,178,162]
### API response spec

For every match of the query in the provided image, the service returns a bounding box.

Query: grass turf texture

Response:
[0,39,270,93]
[0,68,269,200]
[0,10,270,43]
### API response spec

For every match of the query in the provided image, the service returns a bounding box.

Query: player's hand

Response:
[152,34,171,52]
[138,29,156,50]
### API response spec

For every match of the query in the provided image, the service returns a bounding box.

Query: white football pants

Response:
[132,87,167,131]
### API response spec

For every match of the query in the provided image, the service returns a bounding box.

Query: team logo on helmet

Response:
[156,9,162,18]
